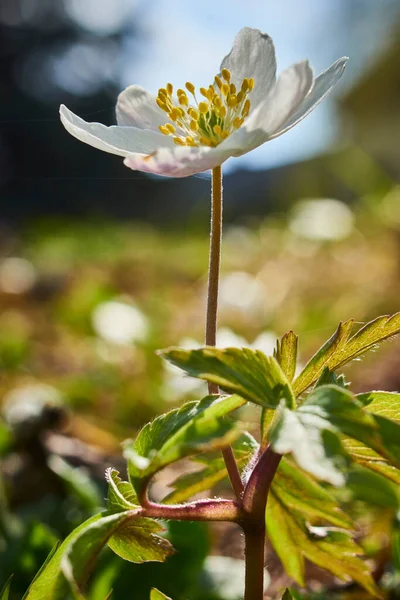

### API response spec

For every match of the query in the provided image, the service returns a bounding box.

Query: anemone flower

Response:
[60,27,347,178]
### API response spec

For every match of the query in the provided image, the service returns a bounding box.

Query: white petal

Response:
[116,85,168,131]
[124,145,232,178]
[60,105,174,156]
[269,57,349,139]
[220,60,314,156]
[220,27,276,110]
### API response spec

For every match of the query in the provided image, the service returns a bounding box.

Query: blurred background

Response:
[1,1,400,599]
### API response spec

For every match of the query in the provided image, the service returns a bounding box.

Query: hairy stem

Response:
[242,445,282,519]
[243,523,266,600]
[206,166,244,500]
[141,498,240,522]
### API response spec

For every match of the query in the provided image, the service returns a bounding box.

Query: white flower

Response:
[60,27,348,178]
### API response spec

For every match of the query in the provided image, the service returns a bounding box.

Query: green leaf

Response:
[164,433,258,504]
[272,458,353,528]
[274,331,298,382]
[282,591,293,600]
[357,391,400,420]
[0,575,12,600]
[266,492,379,595]
[160,347,296,409]
[343,438,400,485]
[150,590,172,600]
[24,511,138,599]
[293,320,354,396]
[124,394,244,496]
[269,385,378,485]
[108,518,174,564]
[329,312,400,370]
[106,468,138,513]
[346,466,399,508]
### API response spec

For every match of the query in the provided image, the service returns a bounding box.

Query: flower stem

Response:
[206,166,243,500]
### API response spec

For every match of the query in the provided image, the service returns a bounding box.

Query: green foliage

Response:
[150,590,172,600]
[269,384,400,485]
[271,458,353,528]
[161,347,296,409]
[281,591,293,600]
[292,320,354,396]
[266,491,379,595]
[0,576,12,600]
[346,466,399,508]
[124,394,244,496]
[274,331,298,382]
[108,518,174,564]
[293,313,400,397]
[164,433,258,504]
[106,468,138,512]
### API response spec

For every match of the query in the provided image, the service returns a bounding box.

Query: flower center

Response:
[156,68,254,148]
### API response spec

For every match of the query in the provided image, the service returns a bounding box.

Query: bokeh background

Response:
[1,1,400,599]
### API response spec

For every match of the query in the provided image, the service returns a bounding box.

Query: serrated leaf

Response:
[269,385,378,485]
[330,312,400,370]
[274,331,298,382]
[346,466,399,508]
[108,518,174,564]
[357,391,400,420]
[150,590,172,600]
[106,468,138,513]
[164,433,258,504]
[124,394,244,495]
[272,458,353,528]
[343,438,400,485]
[266,492,379,596]
[293,320,354,396]
[160,347,296,409]
[0,575,12,600]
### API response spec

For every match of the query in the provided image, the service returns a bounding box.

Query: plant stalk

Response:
[243,523,266,600]
[206,166,243,500]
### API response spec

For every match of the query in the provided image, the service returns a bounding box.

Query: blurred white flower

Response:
[91,300,149,345]
[219,271,266,314]
[289,198,354,241]
[60,27,347,177]
[0,257,37,294]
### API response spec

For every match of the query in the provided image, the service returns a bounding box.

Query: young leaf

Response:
[164,433,258,504]
[150,590,172,600]
[266,492,379,596]
[343,438,400,485]
[124,394,244,496]
[329,312,400,370]
[272,458,353,528]
[108,518,174,563]
[292,320,354,396]
[160,347,296,409]
[281,591,293,600]
[268,385,377,485]
[106,468,138,513]
[0,575,12,600]
[274,331,298,382]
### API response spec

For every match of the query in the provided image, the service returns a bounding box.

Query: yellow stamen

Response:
[173,137,185,145]
[156,98,169,112]
[185,82,195,94]
[242,99,250,117]
[190,120,199,132]
[222,68,231,82]
[218,106,227,118]
[248,78,255,91]
[230,83,236,95]
[185,136,197,146]
[159,125,169,135]
[214,75,222,89]
[213,124,222,136]
[233,117,243,129]
[188,108,199,120]
[241,79,249,92]
[221,83,230,96]
[169,108,179,121]
[221,131,230,140]
[165,123,176,134]
[200,87,208,98]
[198,102,209,114]
[166,83,173,95]
[228,95,237,108]
[179,94,189,106]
